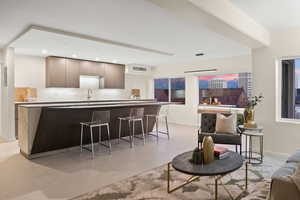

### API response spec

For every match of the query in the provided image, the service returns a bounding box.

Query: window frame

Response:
[276,56,300,124]
[153,77,186,105]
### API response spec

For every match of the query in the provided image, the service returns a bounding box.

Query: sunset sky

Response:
[198,73,238,81]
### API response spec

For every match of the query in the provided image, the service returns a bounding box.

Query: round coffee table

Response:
[167,151,247,200]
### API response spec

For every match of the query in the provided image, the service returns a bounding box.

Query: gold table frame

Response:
[167,162,248,200]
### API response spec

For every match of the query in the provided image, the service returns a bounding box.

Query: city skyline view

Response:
[198,72,252,107]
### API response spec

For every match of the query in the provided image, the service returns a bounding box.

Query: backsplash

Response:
[36,88,132,101]
[33,74,151,101]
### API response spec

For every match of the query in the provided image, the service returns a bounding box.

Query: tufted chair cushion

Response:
[201,113,217,133]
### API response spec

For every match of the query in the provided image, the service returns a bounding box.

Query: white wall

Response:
[152,55,252,126]
[0,49,4,140]
[14,55,150,101]
[253,28,300,155]
[1,48,15,141]
[15,55,45,88]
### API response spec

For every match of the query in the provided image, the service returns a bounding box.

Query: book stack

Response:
[214,146,230,159]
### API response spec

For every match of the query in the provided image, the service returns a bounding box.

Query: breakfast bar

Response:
[17,99,168,159]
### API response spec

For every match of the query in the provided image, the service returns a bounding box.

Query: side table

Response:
[238,125,264,164]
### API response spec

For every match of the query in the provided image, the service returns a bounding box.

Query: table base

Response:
[242,151,263,164]
[167,162,248,200]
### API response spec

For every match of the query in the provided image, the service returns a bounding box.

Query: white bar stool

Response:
[80,110,111,159]
[118,107,145,148]
[145,105,170,141]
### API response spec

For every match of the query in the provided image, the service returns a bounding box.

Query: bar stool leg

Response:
[106,123,112,153]
[146,115,149,134]
[99,125,102,144]
[80,124,84,152]
[90,127,95,159]
[141,119,145,145]
[156,117,159,142]
[128,120,133,148]
[165,116,170,139]
[118,119,122,144]
[132,120,135,145]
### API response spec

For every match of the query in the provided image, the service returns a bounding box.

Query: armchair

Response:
[198,113,243,154]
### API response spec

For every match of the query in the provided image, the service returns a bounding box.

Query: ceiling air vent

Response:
[132,66,147,72]
[126,64,152,76]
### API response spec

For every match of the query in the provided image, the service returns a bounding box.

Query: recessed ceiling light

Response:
[72,54,77,58]
[95,57,99,61]
[42,49,48,54]
[112,60,117,63]
[195,53,205,56]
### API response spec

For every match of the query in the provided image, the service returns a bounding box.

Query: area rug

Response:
[70,163,272,200]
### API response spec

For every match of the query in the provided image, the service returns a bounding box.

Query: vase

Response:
[191,147,203,164]
[202,136,215,164]
[244,108,257,128]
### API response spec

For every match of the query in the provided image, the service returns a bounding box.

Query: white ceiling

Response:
[2,0,251,65]
[230,0,300,30]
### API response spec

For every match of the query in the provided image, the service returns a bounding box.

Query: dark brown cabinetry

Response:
[46,56,125,89]
[104,63,125,89]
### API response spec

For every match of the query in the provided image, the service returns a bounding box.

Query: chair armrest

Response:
[236,126,242,135]
[198,128,202,135]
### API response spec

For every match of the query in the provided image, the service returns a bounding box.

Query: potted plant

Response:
[244,94,263,128]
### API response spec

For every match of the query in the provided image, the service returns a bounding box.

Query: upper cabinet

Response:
[79,61,104,76]
[104,63,125,89]
[66,59,80,88]
[46,56,125,89]
[46,57,66,88]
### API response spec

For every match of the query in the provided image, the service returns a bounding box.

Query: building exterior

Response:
[238,72,252,98]
[208,79,227,89]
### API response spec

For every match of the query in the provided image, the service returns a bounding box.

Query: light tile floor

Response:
[0,123,287,200]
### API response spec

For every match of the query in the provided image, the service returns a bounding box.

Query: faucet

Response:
[87,89,93,100]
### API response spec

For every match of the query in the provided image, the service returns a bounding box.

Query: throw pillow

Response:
[215,113,237,134]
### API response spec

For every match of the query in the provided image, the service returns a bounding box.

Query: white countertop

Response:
[15,99,155,105]
[17,99,165,108]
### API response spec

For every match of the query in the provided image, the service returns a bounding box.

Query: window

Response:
[154,78,185,104]
[154,78,169,102]
[171,78,185,104]
[198,73,252,108]
[280,58,300,119]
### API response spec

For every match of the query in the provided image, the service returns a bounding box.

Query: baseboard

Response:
[264,150,290,158]
[167,120,198,127]
[0,136,16,143]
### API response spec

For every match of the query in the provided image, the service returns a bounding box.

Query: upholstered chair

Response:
[198,113,243,154]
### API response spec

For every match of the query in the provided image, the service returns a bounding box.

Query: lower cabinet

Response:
[46,56,125,89]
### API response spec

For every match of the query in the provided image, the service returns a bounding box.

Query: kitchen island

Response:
[17,99,168,159]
